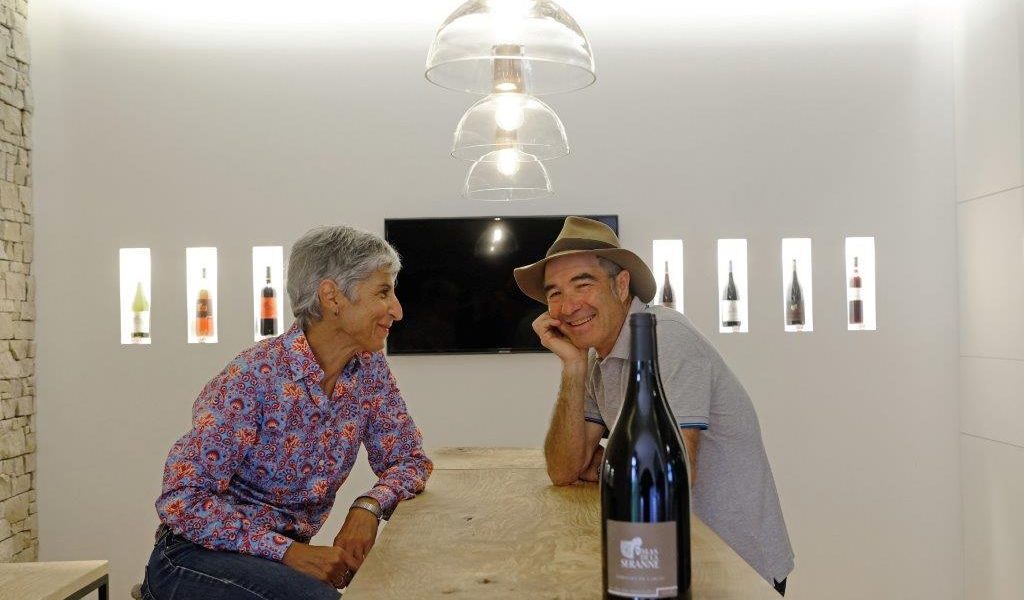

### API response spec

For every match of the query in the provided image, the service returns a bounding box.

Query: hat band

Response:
[546,238,618,256]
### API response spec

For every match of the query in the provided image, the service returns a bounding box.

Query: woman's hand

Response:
[281,541,359,588]
[332,505,381,582]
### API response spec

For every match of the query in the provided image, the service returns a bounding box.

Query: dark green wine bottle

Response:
[601,313,692,600]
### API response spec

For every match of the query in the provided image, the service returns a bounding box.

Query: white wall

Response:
[30,2,961,598]
[955,0,1024,597]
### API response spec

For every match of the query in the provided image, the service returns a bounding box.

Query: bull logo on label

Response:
[619,536,659,570]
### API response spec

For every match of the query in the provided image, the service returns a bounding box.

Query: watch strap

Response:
[351,496,383,521]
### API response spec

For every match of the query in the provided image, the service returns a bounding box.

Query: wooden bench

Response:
[0,560,108,600]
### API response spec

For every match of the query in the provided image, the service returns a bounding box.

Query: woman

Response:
[141,226,433,600]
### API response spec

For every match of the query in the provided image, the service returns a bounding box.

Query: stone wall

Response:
[0,0,34,564]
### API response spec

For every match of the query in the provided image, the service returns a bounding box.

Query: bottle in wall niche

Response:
[848,256,864,328]
[722,260,741,329]
[601,313,691,600]
[786,259,805,328]
[660,261,675,310]
[131,281,150,342]
[260,266,277,337]
[195,267,213,341]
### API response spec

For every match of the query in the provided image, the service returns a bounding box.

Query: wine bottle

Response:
[131,281,150,341]
[601,313,691,600]
[660,261,675,310]
[722,260,741,328]
[195,267,213,340]
[786,259,805,327]
[849,257,864,327]
[260,266,277,336]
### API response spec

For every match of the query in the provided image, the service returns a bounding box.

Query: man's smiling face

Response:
[543,253,631,357]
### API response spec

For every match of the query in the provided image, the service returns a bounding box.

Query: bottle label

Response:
[132,312,150,339]
[848,287,862,301]
[196,299,211,318]
[787,305,804,325]
[721,300,739,324]
[606,520,678,598]
[261,297,276,319]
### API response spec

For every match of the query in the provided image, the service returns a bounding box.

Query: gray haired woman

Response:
[142,225,433,600]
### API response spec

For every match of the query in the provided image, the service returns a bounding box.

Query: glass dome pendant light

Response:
[462,128,553,201]
[425,0,596,96]
[452,43,570,162]
[452,92,568,162]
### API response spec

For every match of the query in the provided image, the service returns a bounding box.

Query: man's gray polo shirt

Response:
[584,298,795,583]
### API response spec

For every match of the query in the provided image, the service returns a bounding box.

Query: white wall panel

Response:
[961,434,1024,600]
[954,0,1023,202]
[961,357,1024,447]
[957,188,1024,360]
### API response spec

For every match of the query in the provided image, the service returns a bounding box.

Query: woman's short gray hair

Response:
[287,225,401,327]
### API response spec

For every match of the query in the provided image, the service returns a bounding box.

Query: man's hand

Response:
[332,504,381,582]
[281,541,359,589]
[578,446,604,482]
[532,312,587,366]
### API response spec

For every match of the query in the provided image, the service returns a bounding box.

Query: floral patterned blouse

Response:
[155,321,433,561]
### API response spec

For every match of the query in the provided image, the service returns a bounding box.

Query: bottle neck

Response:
[630,320,655,362]
[627,319,658,414]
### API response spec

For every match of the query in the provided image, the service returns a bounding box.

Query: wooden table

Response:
[347,448,778,599]
[0,560,108,600]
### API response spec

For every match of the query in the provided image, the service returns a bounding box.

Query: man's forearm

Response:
[543,362,588,485]
[681,428,700,487]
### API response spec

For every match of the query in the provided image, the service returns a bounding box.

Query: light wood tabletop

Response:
[346,447,778,599]
[0,560,108,600]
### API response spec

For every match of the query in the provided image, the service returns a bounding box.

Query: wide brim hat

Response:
[514,216,656,304]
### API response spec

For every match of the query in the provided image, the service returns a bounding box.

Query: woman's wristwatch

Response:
[351,496,383,521]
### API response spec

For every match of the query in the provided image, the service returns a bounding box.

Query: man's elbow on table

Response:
[546,460,583,486]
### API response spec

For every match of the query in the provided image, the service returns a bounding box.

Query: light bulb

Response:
[492,226,504,242]
[496,148,520,176]
[494,95,526,131]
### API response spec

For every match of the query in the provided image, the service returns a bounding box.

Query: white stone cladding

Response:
[0,0,33,564]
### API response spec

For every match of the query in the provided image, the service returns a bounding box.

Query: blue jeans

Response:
[141,526,341,600]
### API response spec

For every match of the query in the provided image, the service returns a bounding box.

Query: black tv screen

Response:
[385,215,619,354]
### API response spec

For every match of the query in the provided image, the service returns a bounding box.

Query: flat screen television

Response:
[384,215,619,354]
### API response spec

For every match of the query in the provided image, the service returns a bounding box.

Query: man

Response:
[513,216,794,594]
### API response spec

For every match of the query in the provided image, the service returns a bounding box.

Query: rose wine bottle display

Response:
[195,267,213,340]
[260,266,277,337]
